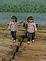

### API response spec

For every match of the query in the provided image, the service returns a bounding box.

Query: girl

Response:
[8,16,17,43]
[27,16,37,43]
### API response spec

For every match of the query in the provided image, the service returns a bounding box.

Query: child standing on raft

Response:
[27,16,37,44]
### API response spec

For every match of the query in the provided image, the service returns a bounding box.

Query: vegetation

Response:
[0,23,46,61]
[0,2,46,13]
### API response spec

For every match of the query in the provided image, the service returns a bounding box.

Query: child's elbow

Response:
[35,28,37,32]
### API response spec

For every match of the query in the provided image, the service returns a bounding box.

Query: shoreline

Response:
[0,23,46,61]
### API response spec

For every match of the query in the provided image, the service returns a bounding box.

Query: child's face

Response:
[29,19,33,23]
[11,19,15,22]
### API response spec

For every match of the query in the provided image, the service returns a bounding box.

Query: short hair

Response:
[27,16,33,22]
[11,16,17,22]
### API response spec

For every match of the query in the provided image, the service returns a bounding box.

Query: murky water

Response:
[0,12,46,24]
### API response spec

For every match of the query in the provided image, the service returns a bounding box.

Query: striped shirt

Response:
[8,21,17,31]
[27,22,37,33]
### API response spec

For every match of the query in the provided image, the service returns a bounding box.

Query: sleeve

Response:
[34,23,37,32]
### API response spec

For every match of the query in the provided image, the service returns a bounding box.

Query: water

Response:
[0,12,46,24]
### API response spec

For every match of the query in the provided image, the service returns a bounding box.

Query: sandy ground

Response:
[0,24,46,61]
[12,31,46,61]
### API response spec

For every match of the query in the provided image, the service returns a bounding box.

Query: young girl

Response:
[27,16,37,43]
[8,16,17,43]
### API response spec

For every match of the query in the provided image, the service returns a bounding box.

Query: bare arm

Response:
[8,22,11,30]
[34,23,37,32]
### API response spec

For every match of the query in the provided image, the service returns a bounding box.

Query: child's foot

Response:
[27,41,30,44]
[13,40,16,43]
[32,40,35,43]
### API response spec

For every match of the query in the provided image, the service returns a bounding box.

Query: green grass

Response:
[0,2,46,13]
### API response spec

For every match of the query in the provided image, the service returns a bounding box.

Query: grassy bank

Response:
[0,24,46,61]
